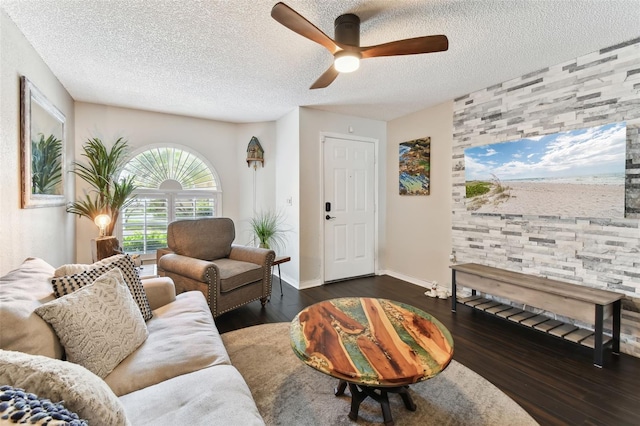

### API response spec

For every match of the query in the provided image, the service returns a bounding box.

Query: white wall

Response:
[0,10,75,274]
[74,102,273,263]
[275,109,301,286]
[298,107,387,287]
[234,122,277,246]
[62,100,391,289]
[385,101,454,289]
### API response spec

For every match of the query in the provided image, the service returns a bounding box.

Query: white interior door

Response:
[323,136,375,282]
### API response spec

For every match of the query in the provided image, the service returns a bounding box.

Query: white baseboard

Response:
[275,271,448,291]
[379,269,449,290]
[297,279,323,289]
[272,272,322,290]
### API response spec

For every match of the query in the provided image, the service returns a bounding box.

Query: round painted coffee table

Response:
[290,297,454,425]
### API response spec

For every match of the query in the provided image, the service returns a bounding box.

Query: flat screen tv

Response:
[464,122,626,218]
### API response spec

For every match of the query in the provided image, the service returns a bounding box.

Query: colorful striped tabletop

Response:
[290,297,454,387]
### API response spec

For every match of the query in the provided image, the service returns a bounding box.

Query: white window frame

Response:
[116,144,223,262]
[117,189,223,262]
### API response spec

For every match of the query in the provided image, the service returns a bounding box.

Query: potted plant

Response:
[66,137,137,236]
[250,210,288,253]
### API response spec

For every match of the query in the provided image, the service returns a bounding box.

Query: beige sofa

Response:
[0,257,264,425]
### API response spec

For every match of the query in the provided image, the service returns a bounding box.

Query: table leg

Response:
[398,386,416,411]
[451,269,457,312]
[594,304,604,368]
[335,380,347,396]
[278,264,283,297]
[612,299,621,355]
[340,383,416,426]
[379,390,393,426]
[347,383,367,422]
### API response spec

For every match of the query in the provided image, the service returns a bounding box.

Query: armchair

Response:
[156,218,275,318]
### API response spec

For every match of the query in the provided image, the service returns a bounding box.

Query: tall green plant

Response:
[31,133,62,194]
[67,137,137,236]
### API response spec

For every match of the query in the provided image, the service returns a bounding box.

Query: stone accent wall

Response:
[452,38,640,356]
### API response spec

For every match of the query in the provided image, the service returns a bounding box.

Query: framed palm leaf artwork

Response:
[20,76,66,208]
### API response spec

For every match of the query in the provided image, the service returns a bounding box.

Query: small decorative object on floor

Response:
[437,287,450,299]
[424,281,450,299]
[0,385,88,425]
[424,281,438,297]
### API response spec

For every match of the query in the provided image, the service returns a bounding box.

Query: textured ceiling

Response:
[2,0,640,123]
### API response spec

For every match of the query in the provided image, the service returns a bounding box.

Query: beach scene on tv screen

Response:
[464,122,626,218]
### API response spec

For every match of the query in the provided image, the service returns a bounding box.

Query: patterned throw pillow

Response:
[51,254,153,321]
[53,254,127,277]
[0,385,88,425]
[0,350,130,425]
[36,268,149,379]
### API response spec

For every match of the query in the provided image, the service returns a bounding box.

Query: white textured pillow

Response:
[35,268,148,378]
[0,349,130,425]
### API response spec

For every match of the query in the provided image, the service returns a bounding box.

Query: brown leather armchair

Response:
[156,218,275,318]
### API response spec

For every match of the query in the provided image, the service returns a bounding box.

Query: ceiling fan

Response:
[270,2,449,89]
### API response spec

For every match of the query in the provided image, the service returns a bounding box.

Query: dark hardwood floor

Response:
[215,275,640,426]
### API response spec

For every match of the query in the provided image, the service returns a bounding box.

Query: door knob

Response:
[325,215,336,220]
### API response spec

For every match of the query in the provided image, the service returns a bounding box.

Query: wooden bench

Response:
[450,263,623,367]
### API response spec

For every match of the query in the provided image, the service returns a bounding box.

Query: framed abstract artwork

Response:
[399,137,430,195]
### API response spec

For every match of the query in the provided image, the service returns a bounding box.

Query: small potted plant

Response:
[250,210,288,253]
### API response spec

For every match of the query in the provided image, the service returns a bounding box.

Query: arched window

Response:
[118,145,221,256]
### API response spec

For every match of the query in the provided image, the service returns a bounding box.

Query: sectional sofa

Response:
[0,256,264,425]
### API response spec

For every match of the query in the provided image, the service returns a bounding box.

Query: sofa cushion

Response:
[104,291,230,396]
[0,258,63,359]
[35,268,148,379]
[213,258,263,293]
[119,365,264,426]
[52,254,153,321]
[167,217,235,260]
[0,350,130,426]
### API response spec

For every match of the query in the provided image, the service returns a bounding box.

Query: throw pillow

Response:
[53,253,124,277]
[36,268,148,378]
[51,254,153,321]
[0,385,88,425]
[0,257,64,359]
[0,350,130,425]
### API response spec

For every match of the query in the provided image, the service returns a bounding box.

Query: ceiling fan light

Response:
[334,51,361,73]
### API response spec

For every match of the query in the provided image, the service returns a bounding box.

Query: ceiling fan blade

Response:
[310,66,340,89]
[361,35,448,58]
[271,2,340,54]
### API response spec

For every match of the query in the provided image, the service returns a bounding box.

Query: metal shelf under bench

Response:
[451,263,623,367]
